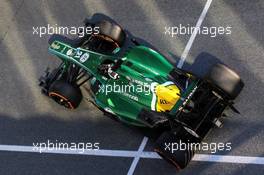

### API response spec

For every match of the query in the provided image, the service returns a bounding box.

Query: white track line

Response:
[177,0,213,68]
[127,137,148,175]
[1,144,264,165]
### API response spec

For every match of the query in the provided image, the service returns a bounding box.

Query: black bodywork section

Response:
[138,80,229,141]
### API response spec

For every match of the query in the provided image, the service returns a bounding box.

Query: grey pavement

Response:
[0,0,263,175]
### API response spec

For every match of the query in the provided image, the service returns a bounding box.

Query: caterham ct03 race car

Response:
[39,18,244,169]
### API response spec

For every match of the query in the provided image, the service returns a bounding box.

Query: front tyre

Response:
[48,80,82,109]
[82,20,126,54]
[95,20,125,47]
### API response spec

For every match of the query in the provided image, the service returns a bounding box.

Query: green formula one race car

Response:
[39,18,244,169]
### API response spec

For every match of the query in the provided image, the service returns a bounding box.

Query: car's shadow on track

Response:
[0,112,144,150]
[184,52,224,77]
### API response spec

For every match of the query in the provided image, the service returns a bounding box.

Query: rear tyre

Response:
[48,80,82,109]
[154,131,195,170]
[205,63,244,99]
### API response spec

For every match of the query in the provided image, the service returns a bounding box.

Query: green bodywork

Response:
[49,41,198,126]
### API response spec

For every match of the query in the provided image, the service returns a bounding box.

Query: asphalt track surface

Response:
[0,0,264,175]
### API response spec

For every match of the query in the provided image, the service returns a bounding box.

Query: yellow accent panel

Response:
[155,84,180,112]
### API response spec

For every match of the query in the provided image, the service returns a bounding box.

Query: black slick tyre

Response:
[48,80,82,109]
[205,63,244,99]
[154,131,195,170]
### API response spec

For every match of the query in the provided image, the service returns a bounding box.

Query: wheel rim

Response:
[49,92,74,109]
[94,34,120,48]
